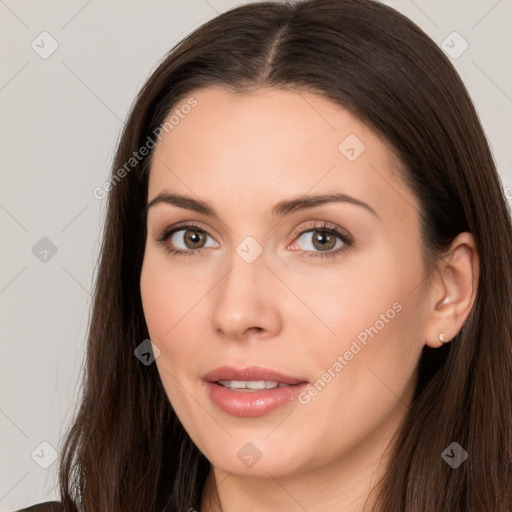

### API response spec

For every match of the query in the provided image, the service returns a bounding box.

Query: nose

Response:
[210,246,283,342]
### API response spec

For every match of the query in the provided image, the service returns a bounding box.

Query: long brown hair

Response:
[58,0,512,510]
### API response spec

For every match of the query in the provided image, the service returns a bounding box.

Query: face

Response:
[140,86,431,478]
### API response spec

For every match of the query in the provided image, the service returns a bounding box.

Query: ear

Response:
[423,232,479,348]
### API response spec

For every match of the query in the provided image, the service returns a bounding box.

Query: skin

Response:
[139,86,479,512]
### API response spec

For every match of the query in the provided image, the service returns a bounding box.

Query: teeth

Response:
[217,380,291,390]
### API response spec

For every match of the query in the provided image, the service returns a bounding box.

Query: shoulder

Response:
[14,502,62,512]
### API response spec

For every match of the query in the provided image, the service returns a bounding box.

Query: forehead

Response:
[147,86,418,225]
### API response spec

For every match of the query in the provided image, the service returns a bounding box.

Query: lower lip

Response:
[205,381,309,417]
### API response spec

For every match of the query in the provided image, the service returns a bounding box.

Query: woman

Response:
[18,0,512,510]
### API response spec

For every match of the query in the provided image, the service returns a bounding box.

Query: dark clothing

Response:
[15,502,62,512]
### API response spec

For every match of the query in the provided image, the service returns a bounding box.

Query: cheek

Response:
[140,251,214,377]
[285,238,426,388]
[140,255,202,413]
[289,246,413,337]
[141,251,199,341]
[140,261,171,345]
[288,278,424,465]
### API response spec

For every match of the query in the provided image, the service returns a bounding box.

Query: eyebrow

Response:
[145,191,379,219]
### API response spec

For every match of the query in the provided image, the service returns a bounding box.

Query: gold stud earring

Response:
[439,332,446,344]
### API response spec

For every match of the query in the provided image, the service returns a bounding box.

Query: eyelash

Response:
[155,221,354,259]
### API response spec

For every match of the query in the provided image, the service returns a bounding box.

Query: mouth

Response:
[202,366,309,417]
[214,380,296,391]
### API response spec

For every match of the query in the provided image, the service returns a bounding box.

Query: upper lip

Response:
[203,366,308,385]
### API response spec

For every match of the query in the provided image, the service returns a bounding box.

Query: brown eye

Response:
[295,228,345,253]
[182,229,207,249]
[158,224,219,255]
[311,230,337,251]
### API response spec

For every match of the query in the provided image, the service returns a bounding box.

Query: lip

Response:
[202,366,309,417]
[202,365,308,385]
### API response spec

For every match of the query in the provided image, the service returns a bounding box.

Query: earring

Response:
[439,332,446,344]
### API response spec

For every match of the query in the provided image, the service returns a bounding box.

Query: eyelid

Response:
[288,220,351,243]
[156,220,218,243]
[286,220,353,255]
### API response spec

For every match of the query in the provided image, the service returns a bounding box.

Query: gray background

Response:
[1,0,511,509]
